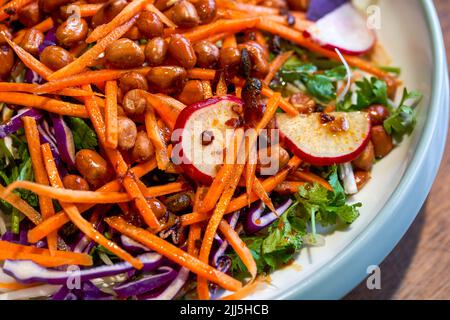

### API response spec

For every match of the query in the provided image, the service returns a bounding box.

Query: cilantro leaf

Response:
[383,89,422,142]
[67,117,98,150]
[337,77,388,111]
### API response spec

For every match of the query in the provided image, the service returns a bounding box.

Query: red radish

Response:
[305,3,376,56]
[277,112,371,166]
[171,96,244,185]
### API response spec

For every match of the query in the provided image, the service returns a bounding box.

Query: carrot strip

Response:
[5,37,52,80]
[245,162,257,205]
[83,85,160,229]
[144,181,188,197]
[146,3,177,28]
[187,68,216,80]
[144,93,185,131]
[22,117,57,255]
[0,82,37,92]
[32,17,54,33]
[198,129,245,300]
[87,0,148,43]
[203,32,230,44]
[222,34,237,48]
[181,156,302,226]
[0,0,34,21]
[0,282,37,291]
[0,185,42,225]
[27,159,157,243]
[105,216,242,291]
[254,30,267,48]
[36,68,150,94]
[187,186,207,257]
[273,181,305,194]
[256,20,390,78]
[49,17,138,80]
[0,240,93,267]
[3,181,133,204]
[75,3,104,17]
[40,143,143,269]
[264,50,293,85]
[221,279,263,300]
[261,86,298,116]
[0,92,88,118]
[183,17,261,42]
[145,106,170,170]
[105,80,118,149]
[219,220,257,278]
[293,170,332,191]
[217,0,279,16]
[199,131,244,214]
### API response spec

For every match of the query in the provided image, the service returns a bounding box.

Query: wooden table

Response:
[346,0,450,300]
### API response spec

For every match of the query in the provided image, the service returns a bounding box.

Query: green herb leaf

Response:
[67,117,98,150]
[383,89,422,142]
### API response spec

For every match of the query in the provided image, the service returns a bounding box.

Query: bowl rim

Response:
[277,0,449,300]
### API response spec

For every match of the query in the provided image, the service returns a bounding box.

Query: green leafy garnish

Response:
[337,77,388,111]
[67,117,98,150]
[383,89,422,142]
[229,166,360,276]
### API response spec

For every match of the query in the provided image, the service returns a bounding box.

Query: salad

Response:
[0,0,422,300]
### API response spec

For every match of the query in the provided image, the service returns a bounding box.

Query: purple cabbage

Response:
[24,69,44,84]
[38,28,57,54]
[120,235,151,254]
[50,114,76,168]
[52,281,113,300]
[37,122,68,177]
[307,0,349,21]
[0,108,43,139]
[113,266,177,298]
[211,211,240,268]
[139,267,190,300]
[3,252,164,284]
[244,199,293,235]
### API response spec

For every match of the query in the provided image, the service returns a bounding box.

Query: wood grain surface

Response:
[345,0,450,300]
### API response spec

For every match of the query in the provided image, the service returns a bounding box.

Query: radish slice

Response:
[306,3,376,56]
[172,96,244,185]
[277,112,371,166]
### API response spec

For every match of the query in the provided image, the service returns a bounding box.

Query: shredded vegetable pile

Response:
[0,0,422,300]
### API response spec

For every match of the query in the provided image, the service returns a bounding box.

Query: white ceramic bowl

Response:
[249,0,449,299]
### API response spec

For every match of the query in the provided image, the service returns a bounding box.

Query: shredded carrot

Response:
[0,82,37,92]
[261,86,298,115]
[0,185,42,225]
[254,30,267,48]
[5,37,52,80]
[199,130,244,214]
[27,159,157,243]
[87,0,148,43]
[144,93,185,130]
[146,3,177,28]
[32,17,54,33]
[49,17,138,80]
[293,170,333,191]
[273,181,306,194]
[3,181,133,204]
[0,240,93,267]
[217,0,279,16]
[222,34,237,48]
[83,85,160,229]
[36,68,150,94]
[256,20,390,78]
[76,3,104,17]
[203,32,230,44]
[181,156,302,226]
[144,181,188,197]
[22,117,57,255]
[219,220,257,278]
[0,282,37,291]
[105,216,242,292]
[264,50,293,85]
[198,129,245,300]
[0,92,88,118]
[105,80,119,149]
[183,17,261,42]
[0,0,34,21]
[221,279,263,300]
[187,186,208,257]
[245,162,257,206]
[40,143,143,269]
[145,106,170,170]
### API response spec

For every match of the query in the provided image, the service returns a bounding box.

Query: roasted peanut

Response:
[105,38,145,69]
[117,116,138,150]
[371,126,394,158]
